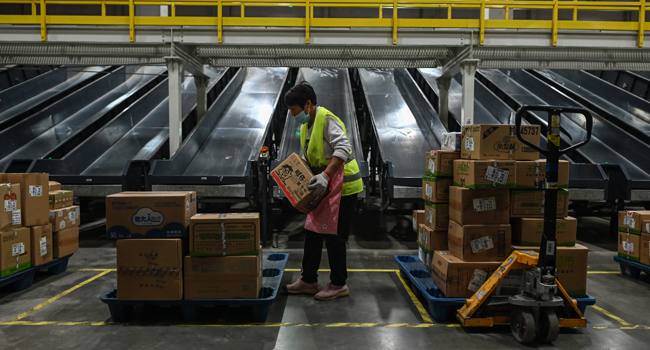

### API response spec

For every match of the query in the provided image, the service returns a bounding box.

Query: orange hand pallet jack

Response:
[457,105,594,344]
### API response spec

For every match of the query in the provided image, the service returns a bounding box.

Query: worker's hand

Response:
[308,173,329,196]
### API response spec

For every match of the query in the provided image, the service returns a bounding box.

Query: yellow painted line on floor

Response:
[587,271,620,274]
[591,305,631,326]
[75,268,116,272]
[284,268,399,273]
[395,271,433,324]
[10,270,113,321]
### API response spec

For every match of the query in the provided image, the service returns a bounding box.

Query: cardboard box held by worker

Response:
[430,250,502,298]
[512,217,577,246]
[0,173,49,226]
[461,124,541,160]
[271,153,329,213]
[0,183,21,231]
[30,224,53,267]
[448,221,512,262]
[618,210,650,234]
[190,213,260,256]
[0,227,31,277]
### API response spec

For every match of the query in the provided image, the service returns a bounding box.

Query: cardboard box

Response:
[424,202,449,232]
[190,213,260,256]
[448,220,512,262]
[49,190,66,209]
[441,132,462,151]
[418,224,449,263]
[449,186,510,225]
[30,224,53,266]
[510,190,569,218]
[49,206,80,232]
[514,160,570,189]
[184,254,263,299]
[425,150,460,177]
[0,183,21,230]
[641,232,650,266]
[412,210,425,233]
[453,160,517,190]
[0,227,31,278]
[53,226,79,258]
[0,173,49,226]
[512,217,577,246]
[48,181,61,191]
[430,250,502,298]
[271,153,328,213]
[461,124,541,160]
[106,191,194,239]
[422,176,453,203]
[511,244,589,297]
[116,239,183,300]
[618,231,641,262]
[618,210,650,234]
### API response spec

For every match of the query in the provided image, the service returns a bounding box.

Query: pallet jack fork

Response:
[456,105,594,344]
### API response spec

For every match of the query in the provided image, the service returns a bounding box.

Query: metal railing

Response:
[0,0,648,46]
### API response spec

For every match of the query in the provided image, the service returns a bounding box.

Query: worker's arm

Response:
[324,156,345,178]
[323,117,351,178]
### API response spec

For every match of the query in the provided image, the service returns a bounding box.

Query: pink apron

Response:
[304,166,344,235]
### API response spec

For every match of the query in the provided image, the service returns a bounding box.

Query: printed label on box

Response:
[546,241,556,256]
[69,210,79,220]
[426,210,433,224]
[647,223,650,233]
[29,185,43,196]
[473,197,496,212]
[40,237,47,256]
[428,159,435,172]
[413,218,417,230]
[12,210,21,225]
[468,269,488,292]
[442,134,457,150]
[12,242,25,256]
[484,166,509,185]
[624,216,635,228]
[425,184,432,198]
[470,236,494,254]
[465,137,475,151]
[4,200,17,211]
[623,241,634,253]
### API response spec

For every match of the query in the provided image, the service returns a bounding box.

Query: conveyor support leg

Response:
[195,75,209,121]
[436,76,451,130]
[460,59,479,126]
[166,56,184,157]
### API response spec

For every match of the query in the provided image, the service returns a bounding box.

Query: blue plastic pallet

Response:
[614,255,650,279]
[99,253,289,323]
[394,255,596,321]
[0,255,72,292]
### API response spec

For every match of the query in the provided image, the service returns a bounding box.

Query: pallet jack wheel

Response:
[510,308,537,344]
[538,309,560,343]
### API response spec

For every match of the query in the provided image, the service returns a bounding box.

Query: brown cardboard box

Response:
[271,153,328,213]
[430,250,502,298]
[641,232,650,266]
[0,173,49,227]
[453,160,517,190]
[190,213,260,256]
[422,177,453,203]
[425,150,460,177]
[424,202,449,232]
[0,227,31,278]
[184,254,263,299]
[461,124,541,160]
[49,206,80,232]
[0,183,21,230]
[106,191,194,239]
[64,190,73,207]
[30,224,53,266]
[418,224,449,263]
[412,210,425,233]
[514,160,570,189]
[511,244,589,297]
[512,217,577,246]
[618,210,650,234]
[48,181,61,191]
[449,186,510,225]
[510,190,569,218]
[49,190,66,209]
[116,239,183,300]
[618,231,641,263]
[448,220,512,262]
[53,226,79,258]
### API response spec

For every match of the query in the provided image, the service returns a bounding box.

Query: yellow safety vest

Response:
[300,107,364,197]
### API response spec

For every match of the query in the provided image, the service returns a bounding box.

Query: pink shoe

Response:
[315,283,349,301]
[283,278,320,294]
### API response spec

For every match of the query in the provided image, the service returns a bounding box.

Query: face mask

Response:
[294,106,310,125]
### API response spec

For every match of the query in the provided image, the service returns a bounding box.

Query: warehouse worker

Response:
[282,81,364,301]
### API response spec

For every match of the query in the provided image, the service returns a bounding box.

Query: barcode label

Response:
[12,210,21,225]
[413,218,417,230]
[468,269,488,292]
[484,166,509,185]
[428,159,435,172]
[465,137,475,151]
[69,210,79,220]
[442,133,459,151]
[59,221,66,230]
[624,216,635,228]
[4,200,17,211]
[29,185,43,196]
[471,236,494,253]
[646,223,650,233]
[40,237,47,256]
[425,184,432,198]
[12,242,25,256]
[427,210,433,224]
[473,197,496,212]
[546,241,555,256]
[623,241,634,253]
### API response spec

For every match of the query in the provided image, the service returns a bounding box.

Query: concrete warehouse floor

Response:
[1,214,650,350]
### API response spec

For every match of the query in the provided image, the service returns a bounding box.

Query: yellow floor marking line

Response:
[75,268,116,272]
[587,271,620,274]
[284,268,399,272]
[10,270,113,321]
[395,271,433,324]
[591,305,631,326]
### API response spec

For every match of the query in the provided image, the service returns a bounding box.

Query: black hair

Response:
[284,81,317,107]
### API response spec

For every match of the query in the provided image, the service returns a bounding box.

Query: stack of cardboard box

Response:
[108,191,262,300]
[48,181,80,260]
[617,210,650,266]
[416,150,459,270]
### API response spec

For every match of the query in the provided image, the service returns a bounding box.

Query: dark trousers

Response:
[301,193,358,287]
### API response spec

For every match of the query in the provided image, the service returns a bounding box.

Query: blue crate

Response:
[395,255,596,321]
[0,255,73,292]
[99,253,289,323]
[614,255,650,280]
